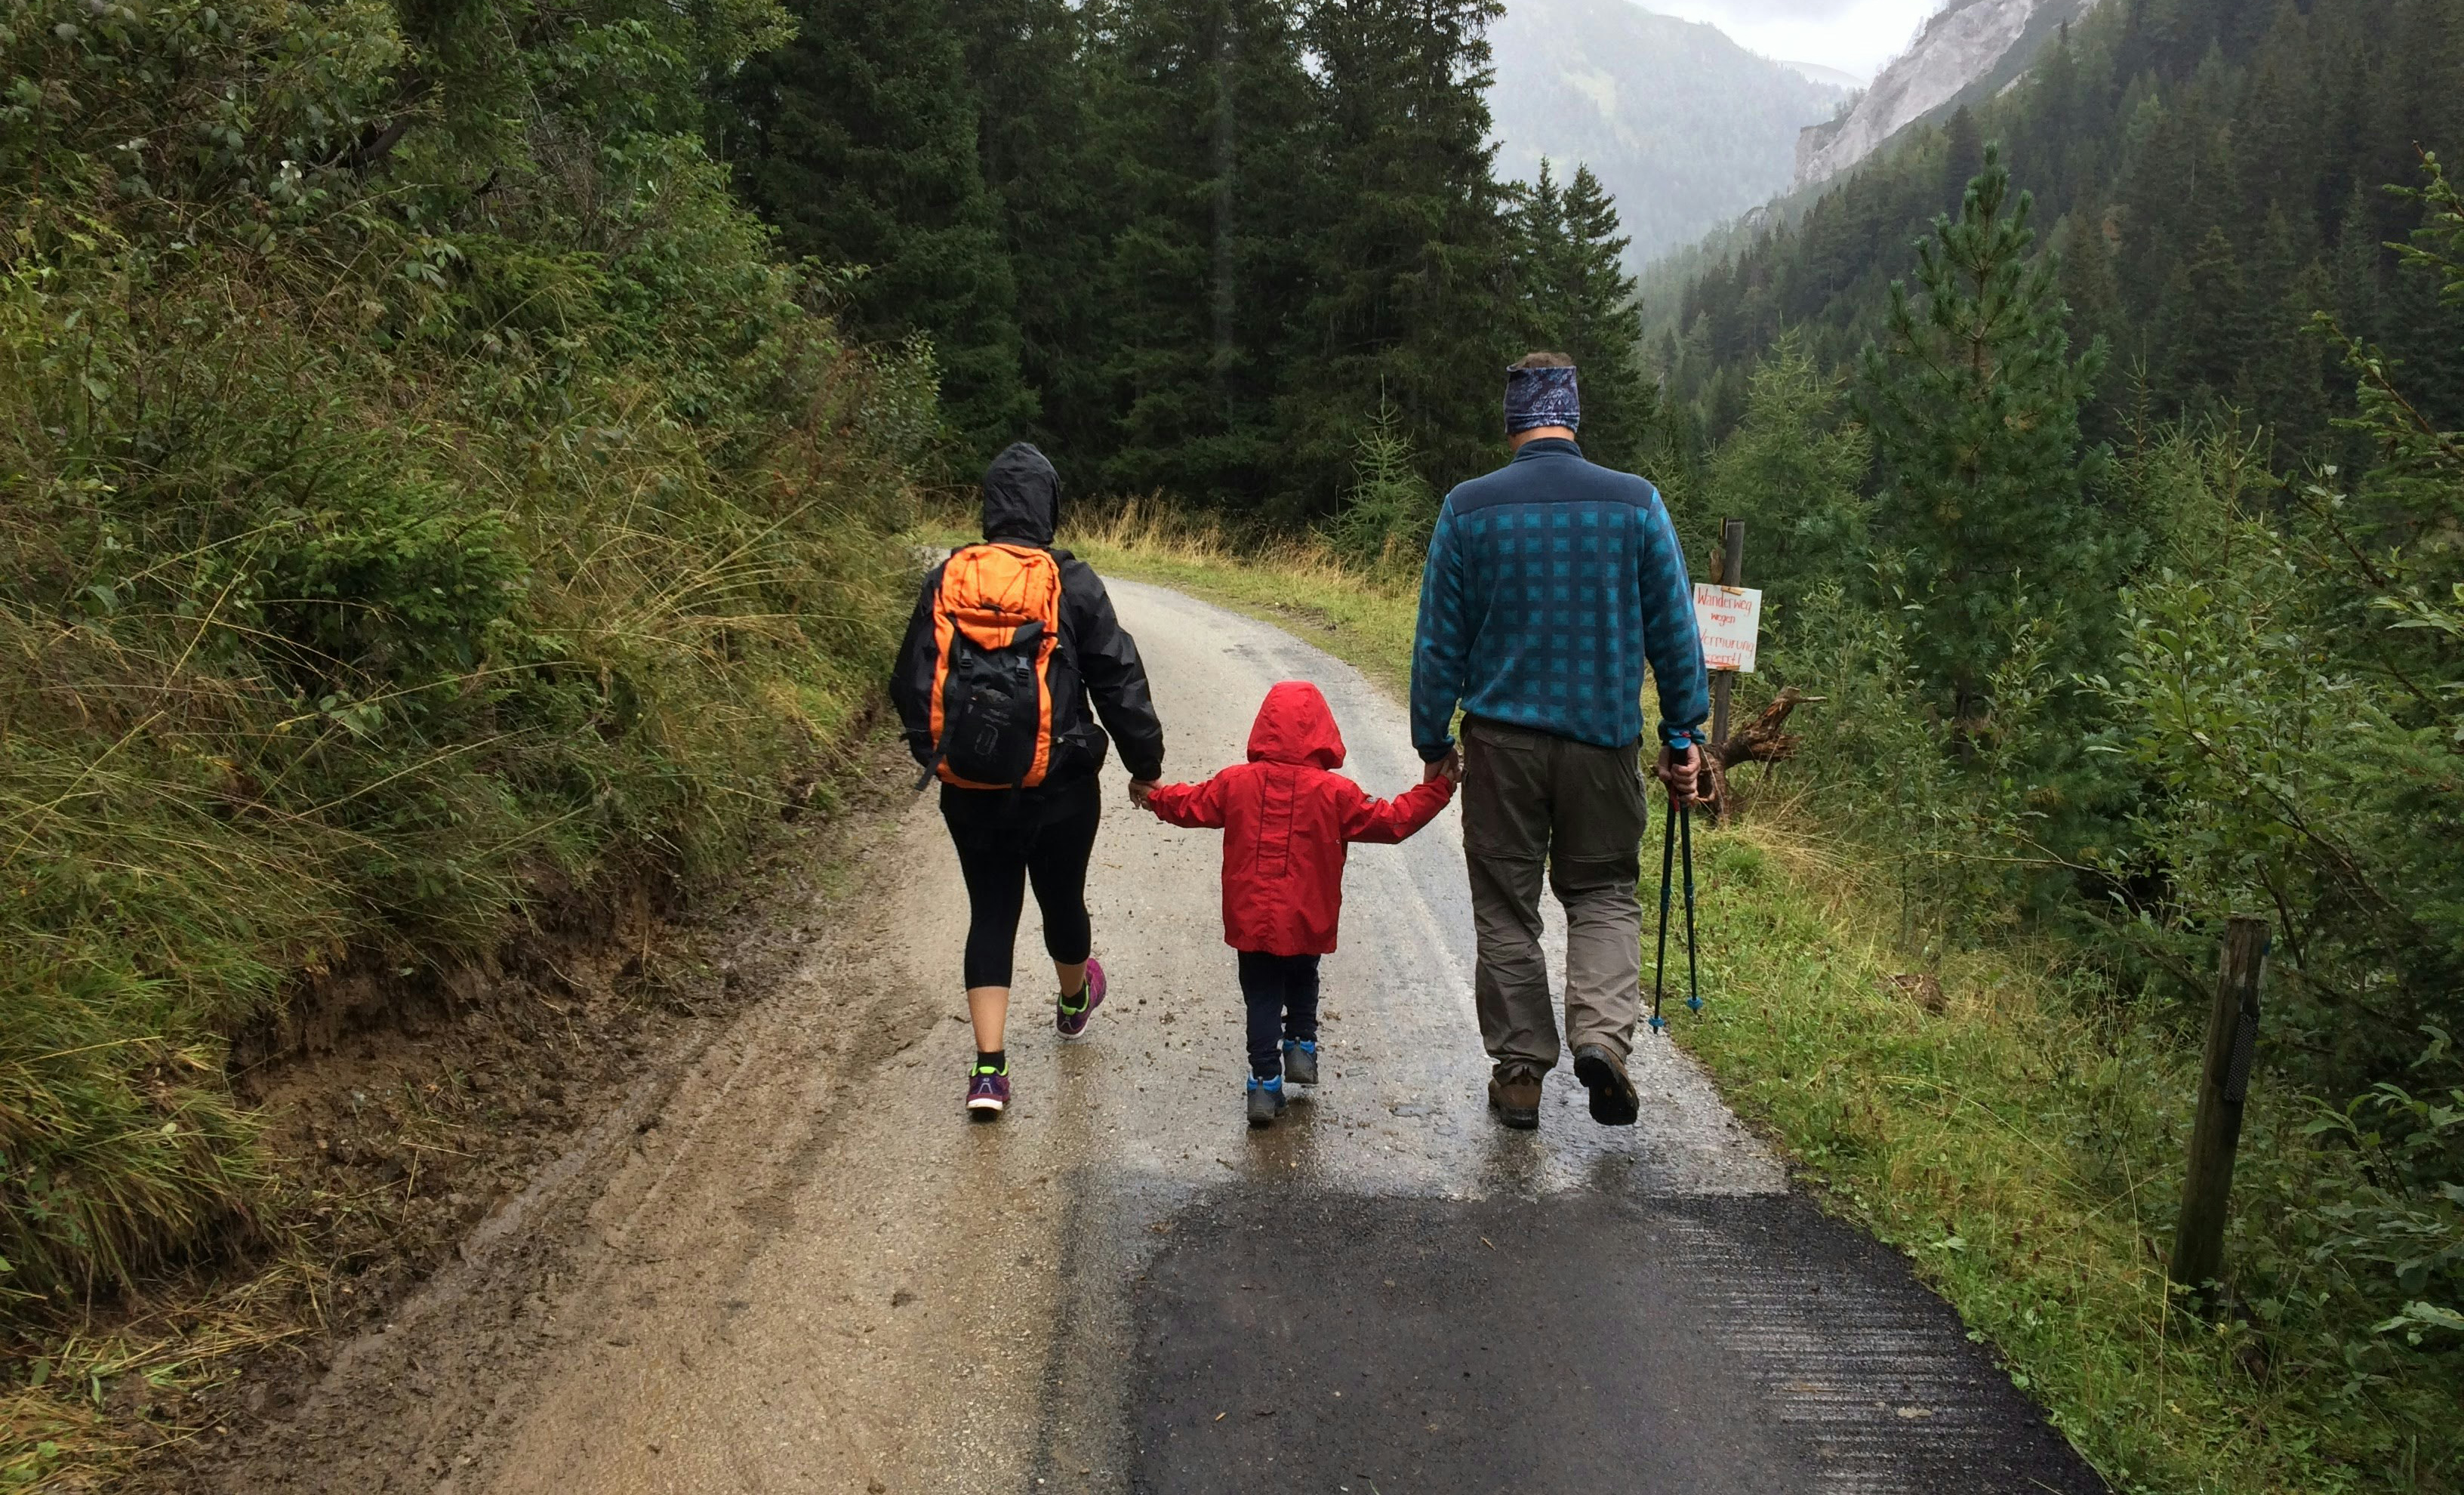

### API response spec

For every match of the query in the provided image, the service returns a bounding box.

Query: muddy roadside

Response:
[36,724,926,1491]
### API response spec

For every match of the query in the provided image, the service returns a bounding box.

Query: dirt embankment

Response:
[33,730,916,1488]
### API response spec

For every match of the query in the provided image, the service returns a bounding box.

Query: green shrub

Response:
[0,0,929,1311]
[1326,399,1440,578]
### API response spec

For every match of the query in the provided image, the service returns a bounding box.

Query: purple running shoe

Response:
[1055,957,1107,1040]
[965,1062,1010,1119]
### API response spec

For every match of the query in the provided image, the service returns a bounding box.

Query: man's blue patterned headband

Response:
[1504,363,1581,433]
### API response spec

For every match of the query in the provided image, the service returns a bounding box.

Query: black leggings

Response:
[941,778,1101,989]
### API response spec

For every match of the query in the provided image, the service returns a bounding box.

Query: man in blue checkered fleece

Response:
[1409,350,1709,1133]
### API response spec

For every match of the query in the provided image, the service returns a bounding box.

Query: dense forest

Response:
[1649,0,2464,462]
[713,0,1649,517]
[1623,0,2464,1469]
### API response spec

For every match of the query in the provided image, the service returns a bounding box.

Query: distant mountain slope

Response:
[1791,0,2098,189]
[1488,0,1846,264]
[1654,0,2464,470]
[1782,59,1868,90]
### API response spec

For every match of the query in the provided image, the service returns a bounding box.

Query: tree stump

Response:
[1703,687,1818,825]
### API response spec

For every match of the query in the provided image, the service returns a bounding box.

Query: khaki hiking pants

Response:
[1461,717,1646,1080]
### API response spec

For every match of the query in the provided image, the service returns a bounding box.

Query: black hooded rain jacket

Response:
[889,443,1166,791]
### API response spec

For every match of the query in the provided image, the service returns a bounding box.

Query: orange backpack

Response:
[924,544,1066,789]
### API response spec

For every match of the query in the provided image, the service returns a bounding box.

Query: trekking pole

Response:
[1649,795,1678,1034]
[1648,794,1703,1034]
[1679,801,1702,1016]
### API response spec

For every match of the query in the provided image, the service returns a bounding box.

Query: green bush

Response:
[0,0,929,1311]
[1326,399,1440,578]
[1714,162,2464,1477]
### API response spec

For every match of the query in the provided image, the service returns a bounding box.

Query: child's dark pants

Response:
[1237,951,1320,1078]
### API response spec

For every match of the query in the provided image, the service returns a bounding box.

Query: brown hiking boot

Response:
[1572,1043,1640,1126]
[1487,1071,1542,1130]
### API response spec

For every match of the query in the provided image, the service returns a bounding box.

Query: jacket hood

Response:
[981,442,1060,547]
[1246,680,1345,769]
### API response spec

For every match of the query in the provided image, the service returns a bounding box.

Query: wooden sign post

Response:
[2169,916,2271,1312]
[1693,519,1760,823]
[1708,518,1747,746]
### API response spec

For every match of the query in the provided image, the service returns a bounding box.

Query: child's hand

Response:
[1129,777,1160,808]
[1443,754,1465,786]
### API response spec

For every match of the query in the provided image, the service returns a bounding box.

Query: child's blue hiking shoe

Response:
[1245,1074,1286,1128]
[1281,1039,1320,1087]
[1055,957,1106,1040]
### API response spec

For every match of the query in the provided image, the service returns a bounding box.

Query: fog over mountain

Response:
[1486,0,1849,264]
[1781,58,1868,88]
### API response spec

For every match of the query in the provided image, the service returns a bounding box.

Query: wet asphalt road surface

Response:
[213,580,2106,1494]
[1129,1189,2104,1495]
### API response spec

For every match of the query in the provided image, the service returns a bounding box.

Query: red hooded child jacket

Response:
[1145,681,1453,956]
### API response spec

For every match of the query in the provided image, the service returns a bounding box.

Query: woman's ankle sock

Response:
[975,1050,1006,1074]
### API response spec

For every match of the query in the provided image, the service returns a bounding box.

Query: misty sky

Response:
[1646,0,1948,82]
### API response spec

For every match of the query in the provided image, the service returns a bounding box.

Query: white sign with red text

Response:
[1693,584,1763,674]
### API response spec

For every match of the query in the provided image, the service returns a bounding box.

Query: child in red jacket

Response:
[1141,680,1455,1126]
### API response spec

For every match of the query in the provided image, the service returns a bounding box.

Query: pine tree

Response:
[960,0,1115,472]
[1858,145,2108,719]
[2161,223,2253,412]
[1329,397,1439,572]
[1512,163,1652,470]
[1704,331,1871,621]
[1942,106,1985,214]
[1276,0,1511,516]
[1098,0,1320,508]
[725,0,1037,459]
[1511,159,1568,321]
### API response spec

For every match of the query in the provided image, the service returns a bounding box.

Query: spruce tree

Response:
[1704,331,1871,621]
[724,0,1037,459]
[1554,165,1652,470]
[1511,159,1569,316]
[1858,145,2108,720]
[2161,224,2254,412]
[961,0,1116,472]
[1276,0,1511,516]
[1512,162,1651,470]
[1098,0,1320,508]
[1942,105,1984,213]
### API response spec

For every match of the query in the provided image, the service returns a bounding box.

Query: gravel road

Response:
[203,579,2103,1495]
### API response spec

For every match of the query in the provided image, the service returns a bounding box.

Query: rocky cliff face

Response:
[1489,0,1846,264]
[1792,0,2098,190]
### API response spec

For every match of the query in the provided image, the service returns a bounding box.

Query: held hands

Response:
[1128,777,1160,809]
[1422,745,1463,787]
[1653,743,1708,806]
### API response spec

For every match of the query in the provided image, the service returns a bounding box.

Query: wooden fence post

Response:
[2169,915,2271,1311]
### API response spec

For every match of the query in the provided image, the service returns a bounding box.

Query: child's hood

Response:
[1245,680,1345,769]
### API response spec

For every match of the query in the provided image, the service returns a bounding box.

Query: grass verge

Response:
[1046,504,2454,1495]
[5,2,932,1473]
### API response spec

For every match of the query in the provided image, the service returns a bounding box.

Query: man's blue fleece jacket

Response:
[1410,436,1710,760]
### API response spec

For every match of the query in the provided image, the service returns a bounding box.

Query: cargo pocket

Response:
[1555,740,1647,873]
[1461,720,1551,862]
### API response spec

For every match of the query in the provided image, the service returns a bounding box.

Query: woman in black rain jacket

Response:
[889,442,1165,1117]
